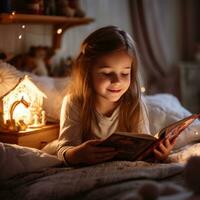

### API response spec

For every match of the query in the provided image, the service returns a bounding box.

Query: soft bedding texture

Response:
[2,142,200,200]
[0,142,61,180]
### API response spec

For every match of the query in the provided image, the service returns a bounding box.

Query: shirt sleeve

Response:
[57,95,82,163]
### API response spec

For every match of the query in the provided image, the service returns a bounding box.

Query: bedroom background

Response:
[1,2,200,199]
[0,0,200,114]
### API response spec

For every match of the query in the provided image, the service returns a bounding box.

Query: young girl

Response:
[57,26,176,166]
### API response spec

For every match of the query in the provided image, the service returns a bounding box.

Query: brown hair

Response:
[67,26,142,136]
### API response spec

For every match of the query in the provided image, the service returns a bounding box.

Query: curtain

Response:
[129,0,199,97]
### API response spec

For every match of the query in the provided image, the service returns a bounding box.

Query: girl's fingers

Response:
[95,153,117,162]
[170,137,177,145]
[94,147,116,153]
[158,142,167,153]
[154,149,163,158]
[86,139,103,145]
[154,137,177,161]
[95,151,118,159]
[88,152,117,164]
[164,138,171,148]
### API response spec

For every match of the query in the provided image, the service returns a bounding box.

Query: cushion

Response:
[0,61,21,97]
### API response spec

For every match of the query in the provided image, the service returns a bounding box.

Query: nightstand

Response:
[0,123,59,149]
[179,62,200,113]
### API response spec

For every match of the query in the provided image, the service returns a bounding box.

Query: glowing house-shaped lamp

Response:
[0,75,47,131]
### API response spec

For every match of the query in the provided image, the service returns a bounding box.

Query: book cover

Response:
[99,113,200,161]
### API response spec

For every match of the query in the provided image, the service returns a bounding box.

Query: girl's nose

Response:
[110,74,120,83]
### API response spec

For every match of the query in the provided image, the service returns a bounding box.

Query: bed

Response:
[0,62,200,200]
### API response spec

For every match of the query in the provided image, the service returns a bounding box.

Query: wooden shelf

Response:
[0,13,93,25]
[0,123,59,149]
[0,13,94,49]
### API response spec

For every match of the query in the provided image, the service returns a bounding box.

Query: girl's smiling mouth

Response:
[107,89,121,93]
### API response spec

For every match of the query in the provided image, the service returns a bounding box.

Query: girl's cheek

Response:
[98,76,110,83]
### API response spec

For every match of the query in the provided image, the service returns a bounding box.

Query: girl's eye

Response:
[101,72,111,76]
[121,73,130,76]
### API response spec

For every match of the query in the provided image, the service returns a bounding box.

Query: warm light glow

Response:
[2,76,47,131]
[21,25,26,29]
[11,11,16,15]
[57,28,63,34]
[18,34,22,39]
[13,103,31,124]
[141,86,146,93]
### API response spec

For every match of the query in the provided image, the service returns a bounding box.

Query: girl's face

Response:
[92,50,132,107]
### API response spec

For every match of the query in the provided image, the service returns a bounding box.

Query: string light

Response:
[141,86,146,93]
[57,28,63,34]
[11,11,16,15]
[18,25,26,40]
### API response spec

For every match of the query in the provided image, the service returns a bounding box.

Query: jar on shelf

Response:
[26,0,44,15]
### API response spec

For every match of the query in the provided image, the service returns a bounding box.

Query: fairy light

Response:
[141,86,146,93]
[57,28,63,34]
[18,25,26,40]
[11,11,16,15]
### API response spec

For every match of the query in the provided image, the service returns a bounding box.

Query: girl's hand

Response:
[153,138,176,161]
[64,139,118,166]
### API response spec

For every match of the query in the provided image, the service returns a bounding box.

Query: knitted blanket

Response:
[1,143,200,200]
[0,161,184,200]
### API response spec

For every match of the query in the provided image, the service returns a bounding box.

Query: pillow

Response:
[0,61,22,97]
[29,74,69,122]
[0,62,69,122]
[145,94,200,149]
[0,142,62,180]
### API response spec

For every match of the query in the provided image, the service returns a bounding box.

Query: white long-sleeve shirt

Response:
[57,95,150,162]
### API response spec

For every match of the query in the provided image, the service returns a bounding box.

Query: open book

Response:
[99,113,200,161]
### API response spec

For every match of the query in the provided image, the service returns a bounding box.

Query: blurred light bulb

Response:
[21,25,26,29]
[141,86,146,93]
[18,34,22,39]
[194,131,198,135]
[12,11,16,15]
[57,28,63,34]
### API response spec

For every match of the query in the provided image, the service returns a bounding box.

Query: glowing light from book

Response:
[57,28,63,34]
[1,75,47,131]
[141,86,146,93]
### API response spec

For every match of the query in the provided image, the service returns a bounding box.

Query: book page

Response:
[99,133,156,161]
[114,132,156,140]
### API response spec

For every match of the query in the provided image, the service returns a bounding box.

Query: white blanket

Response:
[1,142,200,199]
[0,142,61,180]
